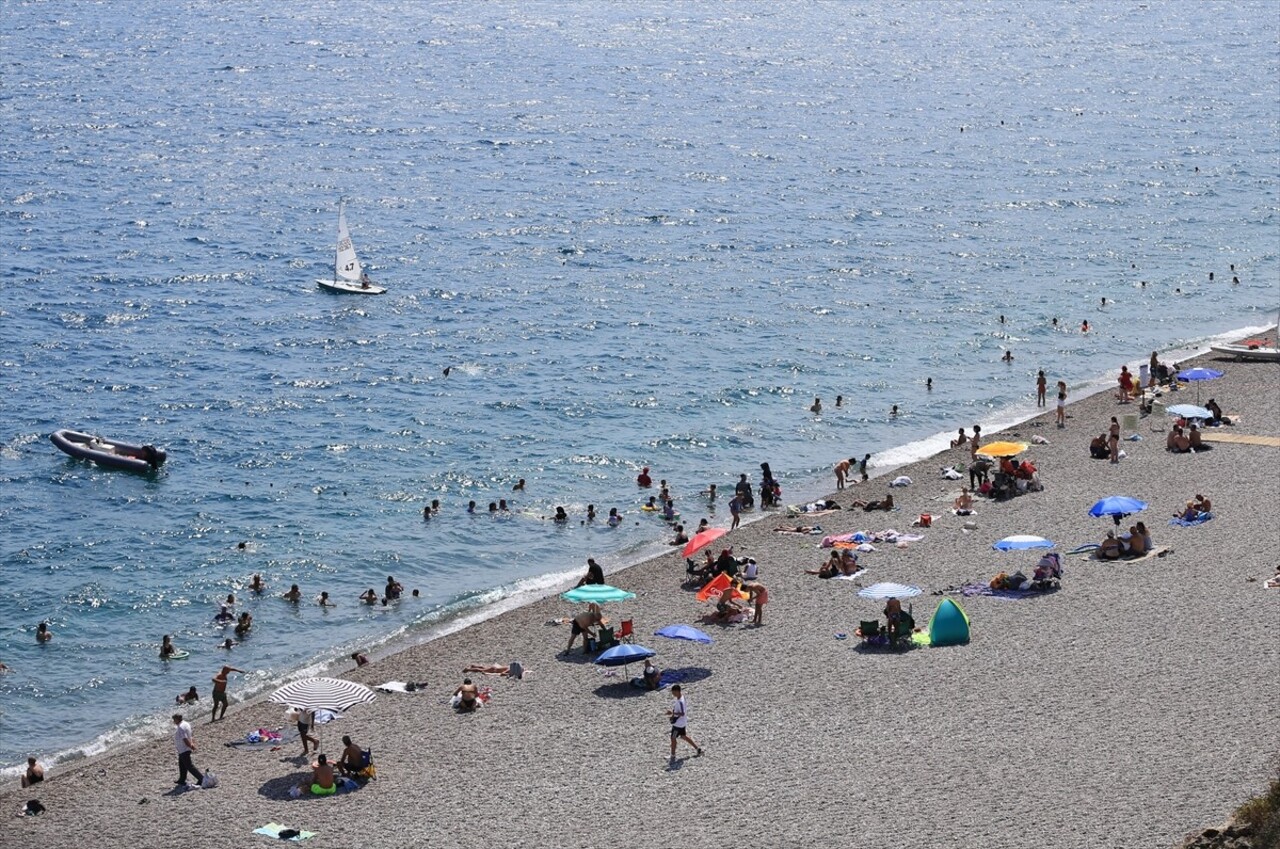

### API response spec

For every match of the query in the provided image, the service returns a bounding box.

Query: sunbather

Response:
[1175,501,1199,522]
[1194,494,1211,514]
[807,551,842,579]
[1123,525,1148,556]
[338,735,366,777]
[952,488,974,513]
[451,678,480,712]
[774,524,817,534]
[1098,532,1123,560]
[642,658,661,690]
[839,551,860,575]
[851,493,894,512]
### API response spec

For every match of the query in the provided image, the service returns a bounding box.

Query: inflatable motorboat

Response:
[50,429,166,473]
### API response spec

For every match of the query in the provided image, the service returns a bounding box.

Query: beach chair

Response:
[856,620,880,640]
[616,619,634,644]
[595,625,617,652]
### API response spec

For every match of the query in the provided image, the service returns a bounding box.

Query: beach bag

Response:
[24,800,45,816]
[200,770,218,789]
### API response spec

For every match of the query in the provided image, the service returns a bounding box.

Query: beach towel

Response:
[1030,435,1050,445]
[226,728,297,750]
[774,525,823,535]
[890,476,912,487]
[831,569,868,581]
[1067,543,1100,556]
[376,681,431,693]
[253,823,316,842]
[1169,512,1213,527]
[953,582,1044,599]
[940,467,963,480]
[1088,546,1170,562]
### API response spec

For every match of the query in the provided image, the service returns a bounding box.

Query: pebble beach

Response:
[3,339,1277,849]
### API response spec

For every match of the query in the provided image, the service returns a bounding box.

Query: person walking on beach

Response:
[729,494,742,531]
[172,713,204,787]
[210,665,244,722]
[1036,371,1047,407]
[293,706,320,755]
[1056,383,1067,428]
[666,684,702,763]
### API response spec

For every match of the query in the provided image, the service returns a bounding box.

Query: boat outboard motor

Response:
[142,444,166,469]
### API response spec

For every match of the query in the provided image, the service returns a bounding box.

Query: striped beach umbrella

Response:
[268,677,377,712]
[857,582,923,600]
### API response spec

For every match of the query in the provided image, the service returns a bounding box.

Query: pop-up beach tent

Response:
[927,598,971,646]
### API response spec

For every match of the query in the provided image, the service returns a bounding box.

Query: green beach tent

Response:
[927,598,971,646]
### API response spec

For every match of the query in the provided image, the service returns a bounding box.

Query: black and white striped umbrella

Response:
[268,677,377,712]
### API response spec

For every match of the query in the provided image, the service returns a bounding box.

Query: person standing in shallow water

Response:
[1036,370,1047,407]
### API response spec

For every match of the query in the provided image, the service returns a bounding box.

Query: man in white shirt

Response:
[666,685,703,763]
[172,713,204,787]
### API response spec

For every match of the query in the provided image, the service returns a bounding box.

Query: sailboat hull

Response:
[316,279,386,295]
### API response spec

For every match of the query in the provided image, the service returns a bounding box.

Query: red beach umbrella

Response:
[682,527,727,558]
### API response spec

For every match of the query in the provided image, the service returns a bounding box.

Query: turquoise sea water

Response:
[1,1,1276,772]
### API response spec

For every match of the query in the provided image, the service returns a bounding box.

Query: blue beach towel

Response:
[629,668,689,691]
[1169,512,1213,527]
[1067,543,1100,555]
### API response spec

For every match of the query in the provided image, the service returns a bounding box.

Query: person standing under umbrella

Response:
[172,713,204,787]
[291,706,320,756]
[666,684,702,763]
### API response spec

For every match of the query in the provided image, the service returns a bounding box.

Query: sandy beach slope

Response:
[3,343,1277,849]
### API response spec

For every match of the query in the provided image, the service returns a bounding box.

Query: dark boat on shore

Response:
[50,429,166,473]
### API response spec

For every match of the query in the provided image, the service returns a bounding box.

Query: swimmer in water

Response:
[890,405,899,417]
[926,378,932,391]
[810,397,822,414]
[360,588,378,605]
[318,591,334,607]
[553,506,569,523]
[835,395,843,407]
[607,508,622,527]
[1002,351,1013,362]
[512,479,525,492]
[586,504,596,521]
[499,499,509,512]
[423,505,431,521]
[467,500,476,514]
[1081,320,1090,333]
[282,584,302,603]
[250,574,265,593]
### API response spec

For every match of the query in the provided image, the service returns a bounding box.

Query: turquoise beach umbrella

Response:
[561,584,636,604]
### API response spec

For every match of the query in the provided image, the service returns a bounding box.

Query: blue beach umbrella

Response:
[654,624,713,644]
[993,534,1055,551]
[1175,367,1223,402]
[857,582,923,600]
[561,584,636,604]
[1089,495,1149,527]
[594,643,655,668]
[1165,404,1212,420]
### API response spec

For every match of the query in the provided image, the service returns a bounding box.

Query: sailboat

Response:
[316,203,386,294]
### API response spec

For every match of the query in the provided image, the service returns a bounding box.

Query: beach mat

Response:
[376,681,429,693]
[226,729,298,751]
[253,823,316,841]
[831,569,868,581]
[1088,546,1170,562]
[1169,513,1214,527]
[1199,432,1276,447]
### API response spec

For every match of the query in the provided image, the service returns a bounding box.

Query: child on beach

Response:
[748,582,768,626]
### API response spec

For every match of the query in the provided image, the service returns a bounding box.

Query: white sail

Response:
[334,203,362,283]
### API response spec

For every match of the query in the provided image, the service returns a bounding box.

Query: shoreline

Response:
[5,320,1275,783]
[3,331,1276,847]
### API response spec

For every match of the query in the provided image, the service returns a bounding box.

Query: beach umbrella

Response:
[975,441,1030,459]
[1176,367,1223,402]
[268,677,376,713]
[561,584,636,605]
[594,643,655,669]
[857,582,923,600]
[1165,404,1212,421]
[1088,495,1149,527]
[993,534,1055,551]
[682,527,727,558]
[654,624,713,644]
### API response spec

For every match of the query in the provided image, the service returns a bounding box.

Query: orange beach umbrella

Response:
[975,441,1030,459]
[682,527,727,558]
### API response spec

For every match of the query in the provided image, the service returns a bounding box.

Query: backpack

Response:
[200,770,218,789]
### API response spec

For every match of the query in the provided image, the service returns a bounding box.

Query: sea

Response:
[1,1,1276,774]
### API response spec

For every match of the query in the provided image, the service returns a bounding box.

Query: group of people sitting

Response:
[295,735,374,797]
[686,548,756,582]
[1166,422,1205,453]
[990,553,1063,591]
[807,550,861,579]
[1098,522,1154,559]
[1174,494,1212,522]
